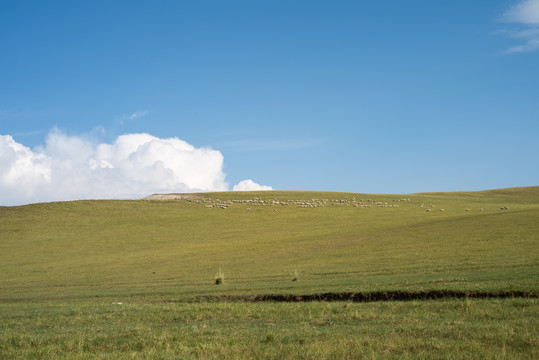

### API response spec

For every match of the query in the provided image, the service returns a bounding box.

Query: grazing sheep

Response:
[465,209,470,212]
[426,209,431,212]
[440,209,445,212]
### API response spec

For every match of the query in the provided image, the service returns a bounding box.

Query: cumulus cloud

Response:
[233,179,273,191]
[0,130,232,205]
[500,0,539,53]
[0,135,52,199]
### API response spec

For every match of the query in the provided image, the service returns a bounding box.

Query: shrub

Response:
[215,267,225,285]
[292,269,301,282]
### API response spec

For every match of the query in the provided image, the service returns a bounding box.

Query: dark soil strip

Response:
[171,290,538,303]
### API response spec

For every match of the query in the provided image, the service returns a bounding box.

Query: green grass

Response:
[0,186,538,358]
[1,299,537,359]
[1,187,537,301]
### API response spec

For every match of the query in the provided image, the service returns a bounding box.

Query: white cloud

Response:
[126,110,149,120]
[116,110,149,126]
[504,0,539,24]
[0,135,51,197]
[506,34,539,53]
[0,130,231,205]
[500,0,539,53]
[233,179,273,191]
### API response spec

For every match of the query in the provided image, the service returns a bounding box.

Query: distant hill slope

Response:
[416,186,539,201]
[1,187,537,302]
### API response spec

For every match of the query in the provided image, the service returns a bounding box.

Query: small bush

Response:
[263,332,276,343]
[292,269,301,282]
[215,268,225,285]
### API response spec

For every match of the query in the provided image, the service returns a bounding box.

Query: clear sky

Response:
[1,0,538,205]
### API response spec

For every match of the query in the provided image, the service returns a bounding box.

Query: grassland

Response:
[2,299,537,359]
[1,187,538,358]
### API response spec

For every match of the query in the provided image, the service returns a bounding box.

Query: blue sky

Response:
[1,1,538,205]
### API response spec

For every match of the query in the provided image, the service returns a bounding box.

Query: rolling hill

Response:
[1,186,537,302]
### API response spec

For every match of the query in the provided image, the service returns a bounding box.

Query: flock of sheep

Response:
[187,197,405,209]
[186,197,406,211]
[181,196,509,213]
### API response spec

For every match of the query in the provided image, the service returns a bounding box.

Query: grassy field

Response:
[2,299,537,359]
[1,187,538,358]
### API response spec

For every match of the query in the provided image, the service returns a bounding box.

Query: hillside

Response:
[1,187,538,302]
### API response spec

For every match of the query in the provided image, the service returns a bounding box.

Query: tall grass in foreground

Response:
[0,299,536,359]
